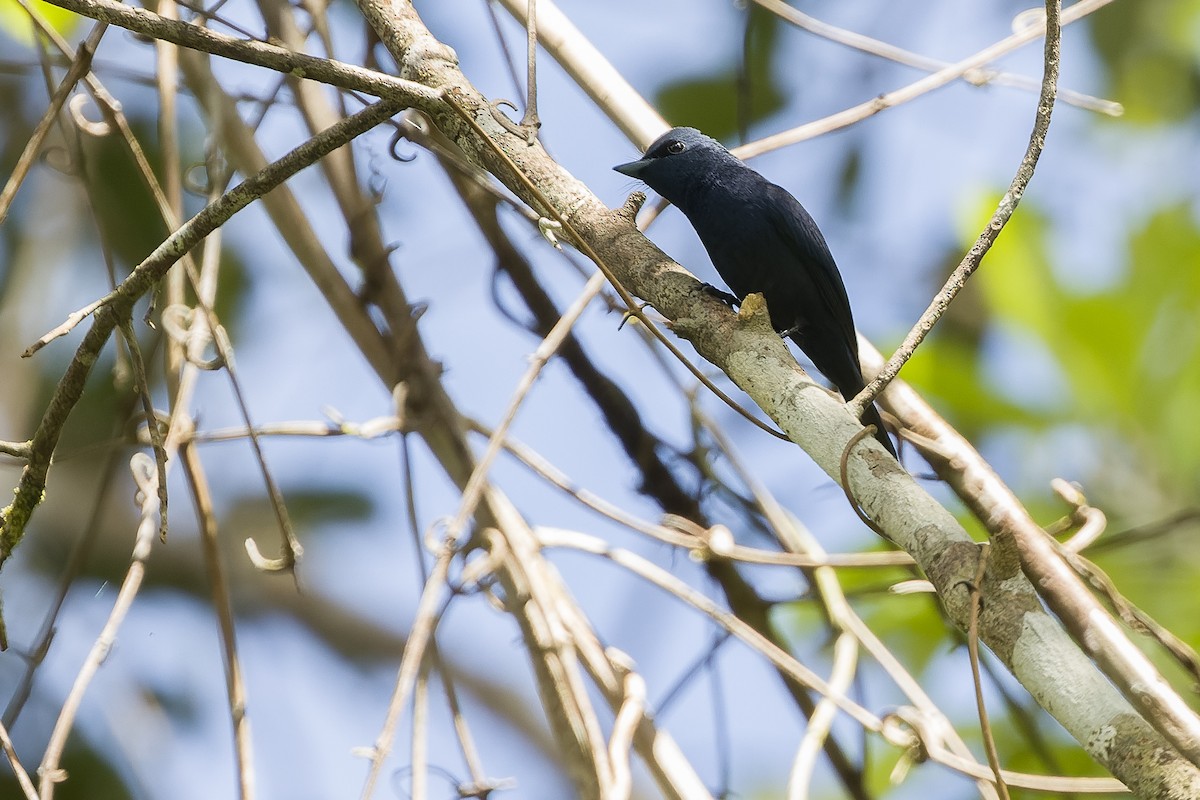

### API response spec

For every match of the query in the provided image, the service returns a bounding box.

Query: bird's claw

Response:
[701,283,740,308]
[778,323,803,339]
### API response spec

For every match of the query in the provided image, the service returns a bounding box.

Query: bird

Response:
[614,127,896,457]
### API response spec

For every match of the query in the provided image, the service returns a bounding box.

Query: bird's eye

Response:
[666,140,686,154]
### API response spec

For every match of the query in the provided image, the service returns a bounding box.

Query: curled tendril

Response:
[68,93,111,137]
[160,304,224,370]
[387,127,417,163]
[183,157,228,197]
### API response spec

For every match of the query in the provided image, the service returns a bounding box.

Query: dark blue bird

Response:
[615,127,896,457]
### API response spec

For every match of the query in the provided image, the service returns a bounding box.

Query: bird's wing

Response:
[762,183,858,348]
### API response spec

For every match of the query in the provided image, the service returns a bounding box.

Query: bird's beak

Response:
[613,158,651,178]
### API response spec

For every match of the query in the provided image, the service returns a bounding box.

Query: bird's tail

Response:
[858,401,897,458]
[797,332,898,459]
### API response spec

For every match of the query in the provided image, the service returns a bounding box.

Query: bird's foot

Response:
[777,323,803,340]
[701,283,740,308]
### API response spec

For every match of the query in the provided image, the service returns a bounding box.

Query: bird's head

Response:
[613,127,735,206]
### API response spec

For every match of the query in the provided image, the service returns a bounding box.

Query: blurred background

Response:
[1,0,1199,797]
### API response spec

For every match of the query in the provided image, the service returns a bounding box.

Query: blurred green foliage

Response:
[654,4,786,145]
[0,0,80,45]
[1089,0,1200,122]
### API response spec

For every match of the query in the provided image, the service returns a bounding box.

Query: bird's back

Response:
[682,169,861,383]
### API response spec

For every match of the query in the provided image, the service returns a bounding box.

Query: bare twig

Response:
[606,651,644,800]
[751,0,1121,117]
[966,544,1011,800]
[116,318,169,540]
[3,99,406,569]
[734,0,1115,160]
[520,0,539,135]
[1050,478,1108,553]
[359,545,455,800]
[493,0,661,145]
[537,528,886,734]
[0,22,107,225]
[848,1,1065,418]
[1054,539,1200,689]
[787,632,859,799]
[38,0,443,105]
[447,271,606,543]
[397,420,490,790]
[0,441,32,459]
[411,653,431,800]
[36,453,160,800]
[886,706,1126,792]
[181,434,258,800]
[0,716,37,800]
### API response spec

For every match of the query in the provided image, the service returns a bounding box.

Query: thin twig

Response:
[606,652,644,800]
[411,653,431,800]
[536,528,885,733]
[751,0,1120,117]
[1049,478,1108,553]
[519,0,539,135]
[734,0,1114,161]
[492,0,661,145]
[886,707,1125,792]
[0,441,32,459]
[181,435,258,800]
[153,0,186,366]
[397,412,490,789]
[0,716,37,800]
[2,99,406,567]
[966,544,1011,800]
[0,22,107,224]
[359,546,456,800]
[483,0,524,100]
[1055,541,1200,689]
[117,318,170,540]
[38,0,443,106]
[36,454,160,800]
[444,271,607,544]
[787,633,859,799]
[2,429,130,723]
[847,1,1067,418]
